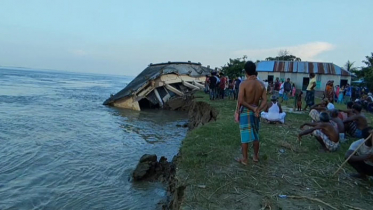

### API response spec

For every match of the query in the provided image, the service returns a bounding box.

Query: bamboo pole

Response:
[332,134,372,176]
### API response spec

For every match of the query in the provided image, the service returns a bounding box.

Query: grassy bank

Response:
[176,92,373,210]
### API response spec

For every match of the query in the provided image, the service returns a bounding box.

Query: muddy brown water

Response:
[0,68,188,209]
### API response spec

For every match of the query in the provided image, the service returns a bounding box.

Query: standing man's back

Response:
[209,73,218,100]
[235,61,267,165]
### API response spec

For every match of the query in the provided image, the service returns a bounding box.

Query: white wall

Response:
[257,72,351,91]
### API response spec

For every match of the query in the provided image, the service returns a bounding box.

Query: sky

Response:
[0,0,372,76]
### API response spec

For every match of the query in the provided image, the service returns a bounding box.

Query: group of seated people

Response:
[298,100,372,178]
[355,92,373,113]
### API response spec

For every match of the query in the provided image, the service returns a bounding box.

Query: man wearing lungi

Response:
[346,127,373,179]
[298,112,340,152]
[235,61,267,165]
[344,104,368,138]
[303,73,316,111]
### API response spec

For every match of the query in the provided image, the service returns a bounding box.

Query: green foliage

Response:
[345,60,358,72]
[353,53,373,90]
[265,49,301,61]
[221,55,247,78]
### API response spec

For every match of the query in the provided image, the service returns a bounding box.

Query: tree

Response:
[355,53,373,90]
[345,60,358,72]
[265,50,301,61]
[221,56,247,78]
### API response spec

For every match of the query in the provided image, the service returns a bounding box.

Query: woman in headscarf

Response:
[325,80,335,103]
[338,86,345,104]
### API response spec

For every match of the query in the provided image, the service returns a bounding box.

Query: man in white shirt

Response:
[261,95,286,123]
[346,127,373,179]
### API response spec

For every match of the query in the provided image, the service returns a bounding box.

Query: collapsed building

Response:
[103,62,212,111]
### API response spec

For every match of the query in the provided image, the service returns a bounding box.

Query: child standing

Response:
[297,91,303,111]
[291,83,296,98]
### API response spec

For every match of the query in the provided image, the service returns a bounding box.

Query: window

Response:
[316,74,322,81]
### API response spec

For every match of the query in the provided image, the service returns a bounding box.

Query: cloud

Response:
[234,42,335,61]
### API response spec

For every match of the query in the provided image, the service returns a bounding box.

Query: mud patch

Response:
[164,96,219,130]
[132,154,174,183]
[132,153,185,210]
[187,101,218,130]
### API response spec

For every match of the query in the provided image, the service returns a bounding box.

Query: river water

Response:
[0,68,188,210]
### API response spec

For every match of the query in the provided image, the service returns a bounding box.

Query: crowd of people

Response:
[325,81,373,113]
[205,72,297,124]
[204,72,242,100]
[218,61,373,179]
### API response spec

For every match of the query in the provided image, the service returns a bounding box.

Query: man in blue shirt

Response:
[234,77,241,100]
[345,84,352,103]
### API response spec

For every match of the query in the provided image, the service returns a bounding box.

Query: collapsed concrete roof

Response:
[103,61,212,110]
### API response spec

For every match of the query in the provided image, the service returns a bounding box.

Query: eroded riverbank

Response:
[130,97,219,210]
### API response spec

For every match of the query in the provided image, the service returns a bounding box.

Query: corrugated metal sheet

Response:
[104,62,211,104]
[257,61,352,76]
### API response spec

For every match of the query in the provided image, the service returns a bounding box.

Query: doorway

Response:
[340,79,348,88]
[302,77,309,90]
[268,75,274,83]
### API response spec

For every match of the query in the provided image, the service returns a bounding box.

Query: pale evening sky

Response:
[0,0,372,76]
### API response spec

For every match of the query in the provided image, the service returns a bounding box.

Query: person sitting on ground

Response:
[345,127,373,179]
[309,99,333,122]
[261,95,286,124]
[362,92,373,112]
[330,109,346,143]
[338,101,355,121]
[344,104,368,138]
[298,112,340,152]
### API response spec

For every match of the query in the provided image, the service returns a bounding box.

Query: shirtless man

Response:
[339,101,356,116]
[235,61,267,165]
[298,112,340,152]
[346,127,373,179]
[344,104,368,138]
[309,99,330,122]
[330,109,345,142]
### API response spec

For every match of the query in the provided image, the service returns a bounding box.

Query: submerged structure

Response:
[103,61,211,111]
